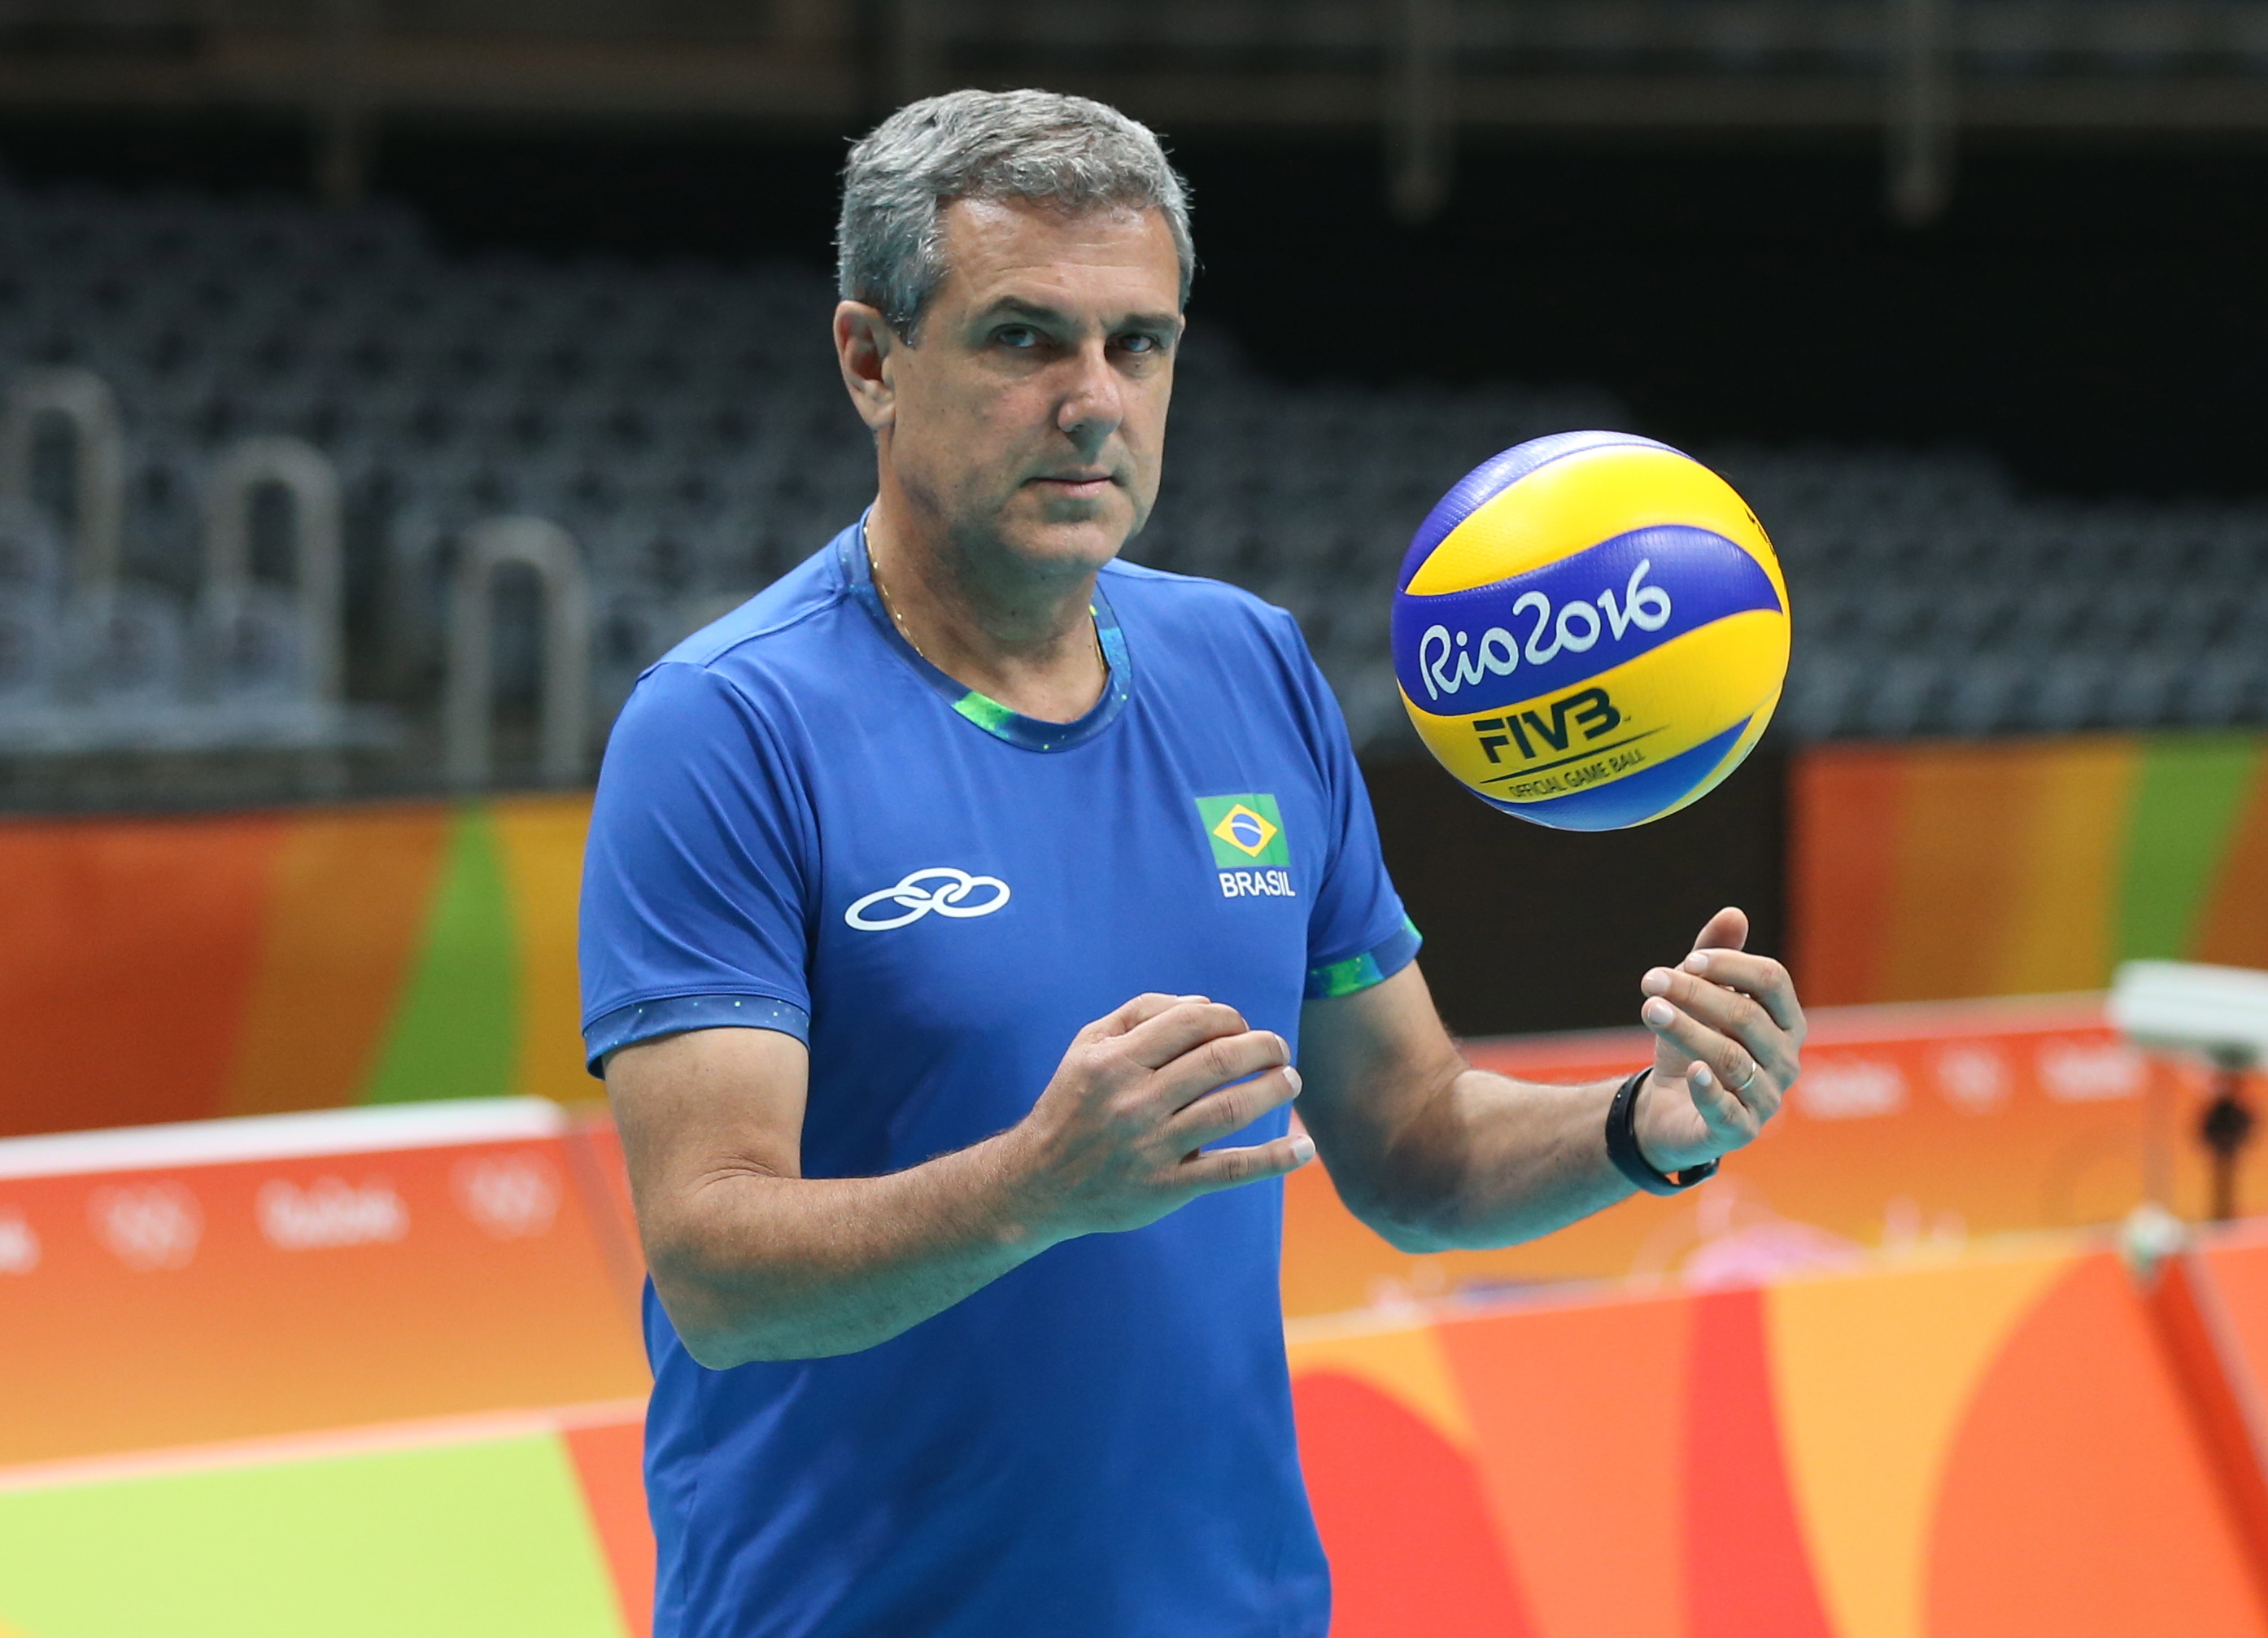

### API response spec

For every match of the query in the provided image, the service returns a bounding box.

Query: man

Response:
[581,89,1804,1638]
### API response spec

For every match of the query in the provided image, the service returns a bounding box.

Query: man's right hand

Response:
[608,994,1308,1364]
[1004,993,1314,1243]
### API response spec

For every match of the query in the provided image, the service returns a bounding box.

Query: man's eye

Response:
[1118,334,1159,355]
[996,326,1039,348]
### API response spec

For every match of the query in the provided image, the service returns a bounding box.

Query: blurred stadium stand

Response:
[0,175,1617,781]
[0,175,2263,803]
[1721,448,2268,741]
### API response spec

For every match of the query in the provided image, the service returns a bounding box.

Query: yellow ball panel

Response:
[1404,446,1787,614]
[1642,683,1783,823]
[1400,609,1790,802]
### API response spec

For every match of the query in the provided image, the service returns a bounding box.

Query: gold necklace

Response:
[870,543,1106,675]
[868,544,931,663]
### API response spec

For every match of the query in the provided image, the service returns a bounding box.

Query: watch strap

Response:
[1606,1069,1720,1196]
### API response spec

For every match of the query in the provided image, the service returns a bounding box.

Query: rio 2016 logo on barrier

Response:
[1416,559,1672,702]
[257,1176,410,1251]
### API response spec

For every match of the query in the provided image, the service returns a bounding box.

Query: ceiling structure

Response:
[0,2,2266,218]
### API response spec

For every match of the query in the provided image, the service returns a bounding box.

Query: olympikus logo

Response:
[845,867,1013,931]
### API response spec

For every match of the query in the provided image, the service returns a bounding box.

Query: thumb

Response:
[1691,906,1749,955]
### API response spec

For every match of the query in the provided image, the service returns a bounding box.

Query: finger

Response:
[1680,1060,1761,1145]
[1640,997,1781,1124]
[1178,1130,1316,1194]
[1148,1028,1291,1111]
[1170,1066,1302,1149]
[1117,1000,1252,1070]
[1089,992,1207,1040]
[1689,906,1748,957]
[1641,968,1799,1088]
[1679,949,1804,1037]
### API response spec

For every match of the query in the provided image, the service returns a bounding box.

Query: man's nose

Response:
[1056,340,1124,452]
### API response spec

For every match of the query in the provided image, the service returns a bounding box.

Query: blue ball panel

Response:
[1393,524,1782,715]
[1397,430,1681,592]
[1468,716,1752,832]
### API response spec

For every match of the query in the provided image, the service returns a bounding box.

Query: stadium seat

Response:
[2,174,2264,767]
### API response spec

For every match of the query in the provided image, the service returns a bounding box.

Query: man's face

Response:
[858,196,1183,579]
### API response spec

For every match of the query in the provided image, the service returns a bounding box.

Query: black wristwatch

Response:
[1605,1069,1719,1196]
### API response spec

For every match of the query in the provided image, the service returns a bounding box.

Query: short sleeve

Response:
[1277,621,1422,1001]
[578,660,818,1074]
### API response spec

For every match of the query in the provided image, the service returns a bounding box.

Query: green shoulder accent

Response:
[952,690,1020,739]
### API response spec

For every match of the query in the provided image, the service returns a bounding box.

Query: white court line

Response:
[1477,991,2111,1059]
[0,1396,648,1496]
[0,1098,568,1182]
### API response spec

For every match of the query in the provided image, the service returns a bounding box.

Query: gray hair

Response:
[837,89,1194,339]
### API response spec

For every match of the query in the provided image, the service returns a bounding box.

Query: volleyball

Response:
[1392,430,1790,832]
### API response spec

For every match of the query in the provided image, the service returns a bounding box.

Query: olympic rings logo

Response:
[844,867,1014,932]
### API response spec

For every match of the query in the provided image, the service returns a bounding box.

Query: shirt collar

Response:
[837,516,1133,753]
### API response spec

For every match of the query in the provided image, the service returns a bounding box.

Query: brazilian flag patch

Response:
[1197,793,1289,869]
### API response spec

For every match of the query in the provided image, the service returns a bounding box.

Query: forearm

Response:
[620,995,1311,1369]
[1301,932,1803,1256]
[1346,1068,1635,1253]
[649,1133,1048,1368]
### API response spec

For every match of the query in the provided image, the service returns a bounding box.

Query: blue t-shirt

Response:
[579,521,1418,1638]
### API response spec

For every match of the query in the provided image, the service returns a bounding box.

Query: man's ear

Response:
[835,301,899,432]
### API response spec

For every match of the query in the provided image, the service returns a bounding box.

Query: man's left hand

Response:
[1630,906,1806,1175]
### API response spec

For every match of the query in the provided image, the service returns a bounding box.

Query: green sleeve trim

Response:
[1306,915,1423,1001]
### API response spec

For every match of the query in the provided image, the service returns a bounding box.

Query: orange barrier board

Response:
[1283,992,2238,1313]
[12,1099,2268,1637]
[1791,734,2268,1007]
[0,797,594,1142]
[0,1100,649,1466]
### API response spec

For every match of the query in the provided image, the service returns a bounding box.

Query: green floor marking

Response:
[359,802,520,1103]
[0,1435,625,1638]
[2115,734,2263,963]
